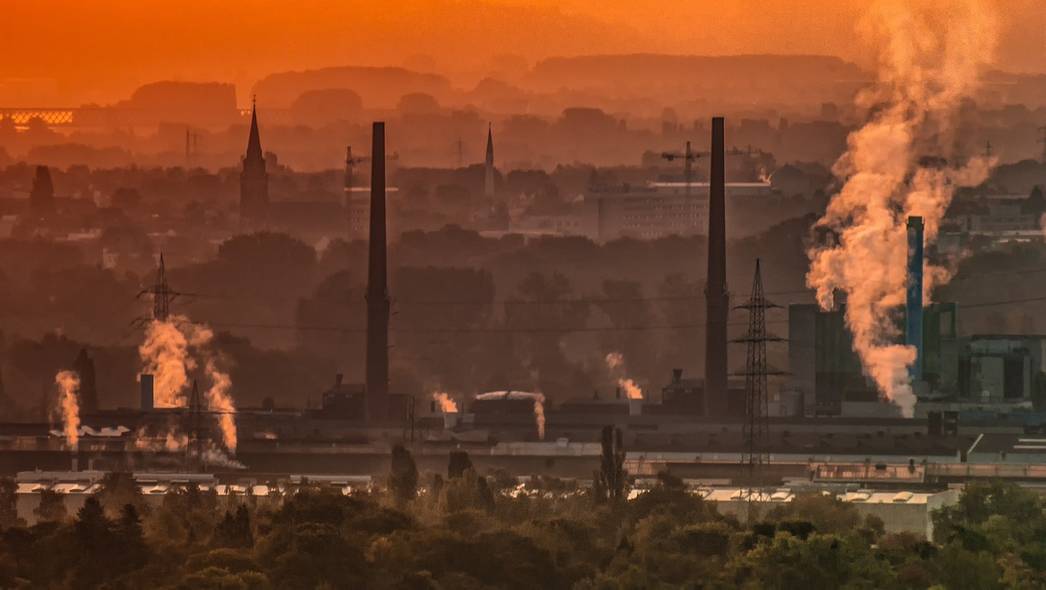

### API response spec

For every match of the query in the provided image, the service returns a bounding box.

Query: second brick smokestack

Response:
[704,117,729,417]
[366,122,390,420]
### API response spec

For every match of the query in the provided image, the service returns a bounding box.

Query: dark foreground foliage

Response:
[0,474,1043,589]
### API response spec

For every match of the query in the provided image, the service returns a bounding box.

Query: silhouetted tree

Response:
[0,478,22,528]
[448,451,473,479]
[34,490,67,523]
[593,425,627,504]
[389,444,419,506]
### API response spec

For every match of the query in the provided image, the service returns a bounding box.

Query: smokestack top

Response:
[704,116,729,417]
[368,121,387,297]
[366,121,391,413]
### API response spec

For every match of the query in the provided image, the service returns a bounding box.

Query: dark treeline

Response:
[0,458,1042,588]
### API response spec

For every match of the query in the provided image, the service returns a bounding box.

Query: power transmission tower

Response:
[661,141,703,195]
[732,259,785,491]
[185,128,200,165]
[187,379,206,472]
[136,253,180,323]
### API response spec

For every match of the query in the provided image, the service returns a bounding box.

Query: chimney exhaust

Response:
[365,122,390,421]
[704,116,729,417]
[906,216,924,381]
[139,374,154,412]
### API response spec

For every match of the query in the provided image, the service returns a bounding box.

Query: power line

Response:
[176,288,814,307]
[186,317,794,335]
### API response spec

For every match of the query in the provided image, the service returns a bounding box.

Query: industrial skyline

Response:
[1,1,1046,586]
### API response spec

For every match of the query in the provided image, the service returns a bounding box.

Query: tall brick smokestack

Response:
[704,117,729,417]
[366,122,390,420]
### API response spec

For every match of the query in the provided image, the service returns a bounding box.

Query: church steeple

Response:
[240,97,269,229]
[245,97,264,164]
[484,123,495,199]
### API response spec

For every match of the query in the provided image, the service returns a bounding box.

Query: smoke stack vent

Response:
[906,216,924,381]
[704,116,729,416]
[365,121,391,421]
[139,374,154,411]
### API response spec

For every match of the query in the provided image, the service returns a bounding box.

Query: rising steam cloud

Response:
[54,370,81,449]
[138,315,239,451]
[806,0,997,416]
[432,391,459,413]
[604,352,643,400]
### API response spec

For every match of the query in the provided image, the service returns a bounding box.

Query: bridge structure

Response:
[0,107,261,129]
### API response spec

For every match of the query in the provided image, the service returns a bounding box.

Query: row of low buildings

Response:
[10,468,958,540]
[508,181,772,242]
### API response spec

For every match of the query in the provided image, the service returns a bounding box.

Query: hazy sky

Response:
[2,0,1042,105]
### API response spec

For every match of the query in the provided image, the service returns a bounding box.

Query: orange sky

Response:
[2,0,1042,106]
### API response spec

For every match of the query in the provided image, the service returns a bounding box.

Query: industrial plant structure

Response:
[5,116,1046,523]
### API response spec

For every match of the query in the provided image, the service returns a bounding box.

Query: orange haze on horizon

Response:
[1,0,1042,105]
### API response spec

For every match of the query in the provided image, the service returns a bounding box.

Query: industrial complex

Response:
[6,110,1046,531]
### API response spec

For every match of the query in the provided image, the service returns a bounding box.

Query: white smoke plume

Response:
[604,352,643,400]
[132,429,244,469]
[139,317,193,408]
[475,391,546,440]
[431,391,459,413]
[54,370,81,449]
[138,315,239,451]
[806,0,997,417]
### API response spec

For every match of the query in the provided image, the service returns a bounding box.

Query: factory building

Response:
[788,302,961,416]
[787,301,1046,416]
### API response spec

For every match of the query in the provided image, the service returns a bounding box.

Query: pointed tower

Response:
[484,123,495,199]
[239,99,269,229]
[29,165,55,216]
[365,122,391,421]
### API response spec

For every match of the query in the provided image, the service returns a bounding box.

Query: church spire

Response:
[484,123,495,199]
[240,96,270,228]
[245,96,263,164]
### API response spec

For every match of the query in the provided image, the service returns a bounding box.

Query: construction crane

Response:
[661,141,703,195]
[1038,126,1046,164]
[344,144,401,196]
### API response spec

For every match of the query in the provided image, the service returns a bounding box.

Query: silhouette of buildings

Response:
[239,101,269,229]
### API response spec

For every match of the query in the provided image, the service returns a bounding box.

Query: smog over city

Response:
[1,1,1046,587]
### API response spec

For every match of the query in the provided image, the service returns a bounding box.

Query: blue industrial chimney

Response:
[906,216,924,380]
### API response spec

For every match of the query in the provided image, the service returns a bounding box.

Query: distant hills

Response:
[251,66,453,110]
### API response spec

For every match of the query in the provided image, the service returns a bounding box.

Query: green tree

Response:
[448,451,473,479]
[114,504,148,571]
[389,444,419,506]
[593,425,626,504]
[97,471,144,518]
[34,490,67,523]
[214,505,254,549]
[0,478,22,527]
